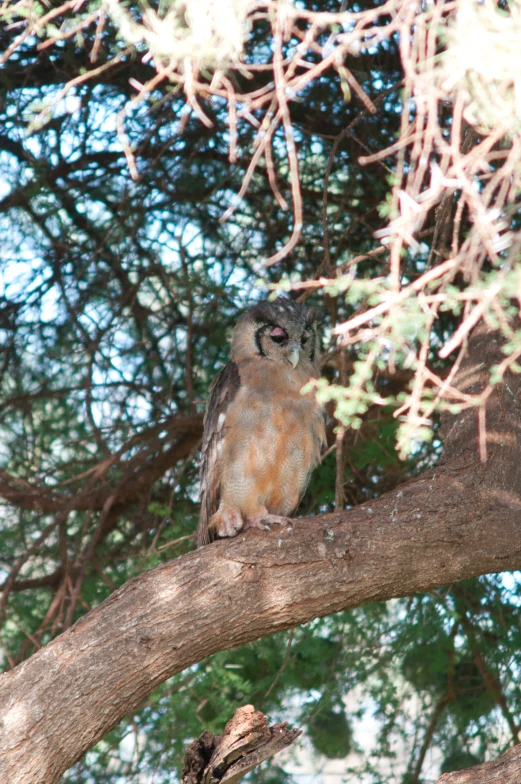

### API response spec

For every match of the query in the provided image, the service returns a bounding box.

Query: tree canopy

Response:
[1,1,521,783]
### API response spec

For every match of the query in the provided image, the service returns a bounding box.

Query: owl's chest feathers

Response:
[234,358,321,427]
[221,358,324,486]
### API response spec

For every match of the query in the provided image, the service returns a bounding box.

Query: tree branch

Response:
[1,323,521,783]
[435,744,521,783]
[0,413,203,514]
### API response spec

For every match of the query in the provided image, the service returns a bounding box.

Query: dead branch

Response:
[182,705,300,784]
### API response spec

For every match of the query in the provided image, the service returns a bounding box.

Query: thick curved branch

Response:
[1,324,521,783]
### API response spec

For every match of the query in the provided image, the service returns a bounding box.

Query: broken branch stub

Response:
[182,705,301,784]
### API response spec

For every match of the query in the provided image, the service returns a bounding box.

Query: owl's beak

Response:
[287,343,300,368]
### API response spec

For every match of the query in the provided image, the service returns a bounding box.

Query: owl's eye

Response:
[270,326,288,344]
[301,332,309,346]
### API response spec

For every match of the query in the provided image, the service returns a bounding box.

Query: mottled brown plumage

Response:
[197,298,325,547]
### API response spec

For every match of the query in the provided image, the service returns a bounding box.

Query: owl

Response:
[197,297,326,547]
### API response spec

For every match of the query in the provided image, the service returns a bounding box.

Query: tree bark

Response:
[435,744,521,783]
[1,324,521,783]
[182,705,300,784]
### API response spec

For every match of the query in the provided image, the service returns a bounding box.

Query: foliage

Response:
[1,0,521,782]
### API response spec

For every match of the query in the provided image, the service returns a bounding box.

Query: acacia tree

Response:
[1,1,521,782]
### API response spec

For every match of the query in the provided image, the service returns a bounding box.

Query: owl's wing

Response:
[197,361,241,547]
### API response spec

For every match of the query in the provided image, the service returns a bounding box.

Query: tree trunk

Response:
[1,324,521,783]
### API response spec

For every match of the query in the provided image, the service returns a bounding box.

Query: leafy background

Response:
[0,1,520,782]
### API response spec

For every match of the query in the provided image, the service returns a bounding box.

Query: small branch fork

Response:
[181,705,300,784]
[0,413,203,660]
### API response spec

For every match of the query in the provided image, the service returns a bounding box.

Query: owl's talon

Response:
[262,514,292,527]
[213,507,244,538]
[248,513,293,532]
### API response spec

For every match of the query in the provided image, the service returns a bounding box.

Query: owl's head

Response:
[231,297,320,370]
